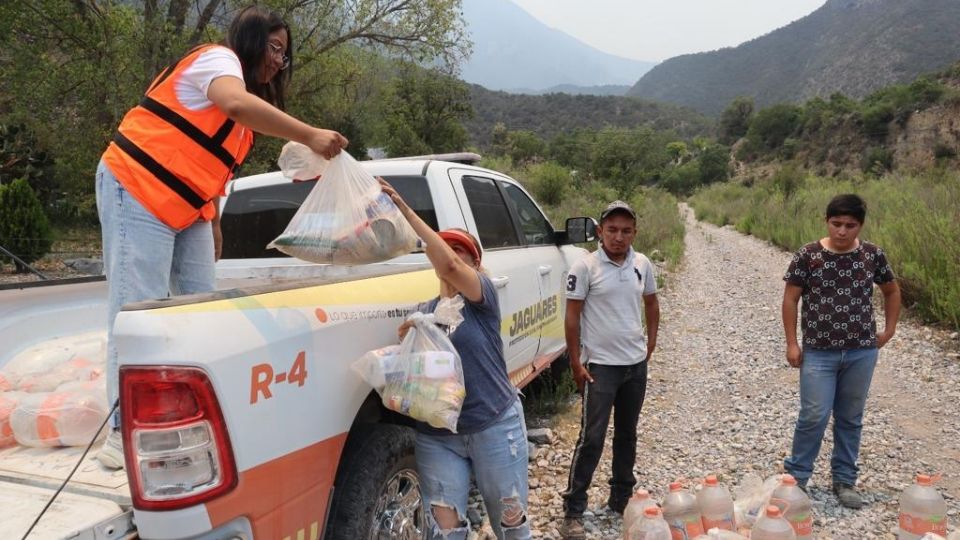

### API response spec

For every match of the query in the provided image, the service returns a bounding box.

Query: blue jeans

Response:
[416,399,531,540]
[784,348,879,486]
[96,161,216,426]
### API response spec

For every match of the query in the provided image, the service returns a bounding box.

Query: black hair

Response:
[225,5,292,110]
[826,194,866,223]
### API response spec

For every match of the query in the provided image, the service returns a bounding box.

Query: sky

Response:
[508,0,829,62]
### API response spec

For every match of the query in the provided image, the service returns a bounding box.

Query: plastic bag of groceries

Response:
[9,386,109,447]
[277,141,328,180]
[268,151,418,264]
[1,333,106,393]
[352,296,467,432]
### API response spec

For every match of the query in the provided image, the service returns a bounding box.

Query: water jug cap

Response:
[917,474,932,485]
[633,489,650,499]
[669,481,683,491]
[766,505,782,518]
[781,474,797,486]
[643,506,661,517]
[704,475,719,486]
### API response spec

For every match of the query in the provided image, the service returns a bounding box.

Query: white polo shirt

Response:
[566,246,658,366]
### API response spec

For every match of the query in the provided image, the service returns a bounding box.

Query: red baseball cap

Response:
[438,229,481,263]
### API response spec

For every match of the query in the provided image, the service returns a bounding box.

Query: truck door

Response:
[498,181,567,369]
[449,172,542,378]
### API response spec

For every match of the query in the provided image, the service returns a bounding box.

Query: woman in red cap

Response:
[380,179,532,540]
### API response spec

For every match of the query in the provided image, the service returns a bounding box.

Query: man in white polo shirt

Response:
[560,200,660,540]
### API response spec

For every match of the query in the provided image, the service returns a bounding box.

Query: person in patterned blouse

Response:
[781,193,901,509]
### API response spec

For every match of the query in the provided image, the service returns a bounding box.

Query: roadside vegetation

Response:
[689,169,960,330]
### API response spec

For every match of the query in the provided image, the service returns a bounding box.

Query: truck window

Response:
[221,175,437,259]
[462,176,521,249]
[500,182,555,245]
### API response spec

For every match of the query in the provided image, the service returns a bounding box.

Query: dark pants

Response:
[562,361,648,518]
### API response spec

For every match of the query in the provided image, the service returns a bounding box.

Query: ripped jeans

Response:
[416,398,531,540]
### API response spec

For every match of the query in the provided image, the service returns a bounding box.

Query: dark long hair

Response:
[224,5,292,110]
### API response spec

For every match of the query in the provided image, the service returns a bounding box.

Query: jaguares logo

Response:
[508,295,559,337]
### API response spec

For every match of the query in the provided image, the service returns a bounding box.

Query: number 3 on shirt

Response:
[566,274,577,292]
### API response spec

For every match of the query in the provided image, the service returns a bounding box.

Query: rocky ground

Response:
[512,205,960,539]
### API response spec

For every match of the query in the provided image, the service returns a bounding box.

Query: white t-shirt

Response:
[174,46,245,111]
[566,246,658,366]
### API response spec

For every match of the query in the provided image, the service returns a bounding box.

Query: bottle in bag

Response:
[624,489,659,537]
[698,475,736,531]
[662,481,705,540]
[751,506,797,540]
[769,474,812,539]
[626,506,672,540]
[898,474,948,539]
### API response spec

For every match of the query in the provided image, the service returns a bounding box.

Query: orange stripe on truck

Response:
[205,433,348,538]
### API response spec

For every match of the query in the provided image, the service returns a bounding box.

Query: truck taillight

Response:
[120,367,237,510]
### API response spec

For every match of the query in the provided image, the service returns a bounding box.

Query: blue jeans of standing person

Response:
[784,348,879,486]
[416,398,531,540]
[562,361,648,517]
[95,160,216,427]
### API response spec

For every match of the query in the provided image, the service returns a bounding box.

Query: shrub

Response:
[746,104,802,151]
[0,177,53,272]
[527,161,570,206]
[861,147,893,175]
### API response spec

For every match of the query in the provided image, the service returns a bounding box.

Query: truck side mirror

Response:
[560,217,598,244]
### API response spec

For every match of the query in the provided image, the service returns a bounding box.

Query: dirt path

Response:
[527,204,959,539]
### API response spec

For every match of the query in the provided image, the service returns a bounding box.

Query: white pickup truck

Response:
[0,153,596,540]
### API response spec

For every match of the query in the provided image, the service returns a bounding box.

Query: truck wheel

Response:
[325,424,425,540]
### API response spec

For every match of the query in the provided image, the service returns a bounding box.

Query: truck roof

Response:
[228,152,491,193]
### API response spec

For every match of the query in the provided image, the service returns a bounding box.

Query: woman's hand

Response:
[397,319,415,341]
[379,177,412,216]
[307,129,349,160]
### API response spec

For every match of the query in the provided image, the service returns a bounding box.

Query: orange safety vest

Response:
[102,45,255,230]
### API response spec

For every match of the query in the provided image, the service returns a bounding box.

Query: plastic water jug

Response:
[624,489,659,537]
[662,481,705,540]
[692,529,748,539]
[770,474,812,539]
[898,474,947,539]
[698,475,736,531]
[751,506,797,540]
[626,506,672,540]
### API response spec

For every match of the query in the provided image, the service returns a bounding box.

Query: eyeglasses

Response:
[267,42,290,70]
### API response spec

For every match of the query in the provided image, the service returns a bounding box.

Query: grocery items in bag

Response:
[626,506,672,540]
[268,152,418,265]
[352,297,466,432]
[662,481,705,539]
[698,475,736,531]
[751,506,796,540]
[898,474,948,539]
[624,489,659,537]
[10,389,109,447]
[16,357,103,393]
[769,474,812,539]
[0,392,24,447]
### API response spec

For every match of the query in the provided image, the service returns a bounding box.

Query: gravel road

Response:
[522,204,960,539]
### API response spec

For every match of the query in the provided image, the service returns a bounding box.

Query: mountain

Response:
[466,85,713,147]
[460,0,655,93]
[627,0,960,115]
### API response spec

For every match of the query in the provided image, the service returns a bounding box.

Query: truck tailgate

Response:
[0,445,132,539]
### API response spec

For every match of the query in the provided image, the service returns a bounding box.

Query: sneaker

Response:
[559,517,586,540]
[96,430,125,470]
[833,482,863,509]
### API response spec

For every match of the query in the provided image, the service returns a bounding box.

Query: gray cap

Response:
[600,200,636,221]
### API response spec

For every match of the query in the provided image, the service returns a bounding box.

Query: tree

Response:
[382,64,472,157]
[746,103,802,151]
[506,131,546,164]
[718,96,754,145]
[0,178,53,273]
[698,144,730,185]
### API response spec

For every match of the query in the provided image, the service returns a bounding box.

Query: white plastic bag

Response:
[277,141,328,180]
[10,388,109,447]
[268,151,418,264]
[733,473,782,531]
[352,297,467,432]
[0,392,25,447]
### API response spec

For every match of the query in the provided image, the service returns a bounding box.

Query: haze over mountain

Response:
[628,0,960,115]
[460,0,654,94]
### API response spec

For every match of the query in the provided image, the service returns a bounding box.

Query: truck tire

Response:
[324,424,425,540]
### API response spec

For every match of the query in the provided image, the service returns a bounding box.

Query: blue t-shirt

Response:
[417,272,517,435]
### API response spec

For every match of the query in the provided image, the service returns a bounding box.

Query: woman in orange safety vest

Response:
[94,5,348,469]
